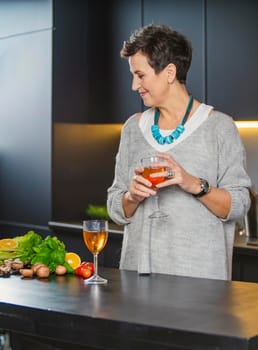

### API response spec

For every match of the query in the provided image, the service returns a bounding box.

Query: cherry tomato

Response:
[75,262,94,279]
[83,262,94,274]
[80,267,92,279]
[75,262,94,275]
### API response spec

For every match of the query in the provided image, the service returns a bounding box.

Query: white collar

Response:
[139,103,214,151]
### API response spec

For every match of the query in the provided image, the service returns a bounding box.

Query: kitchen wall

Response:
[53,0,258,123]
[0,0,257,234]
[52,123,122,222]
[52,0,258,224]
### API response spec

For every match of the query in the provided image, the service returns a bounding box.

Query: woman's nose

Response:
[131,77,140,91]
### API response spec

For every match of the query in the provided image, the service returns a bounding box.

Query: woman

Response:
[107,24,251,280]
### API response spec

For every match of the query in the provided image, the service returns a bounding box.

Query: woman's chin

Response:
[142,99,153,108]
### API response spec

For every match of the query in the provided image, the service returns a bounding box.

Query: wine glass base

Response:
[85,274,108,285]
[149,211,168,219]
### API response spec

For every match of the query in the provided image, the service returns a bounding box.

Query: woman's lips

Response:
[139,91,147,98]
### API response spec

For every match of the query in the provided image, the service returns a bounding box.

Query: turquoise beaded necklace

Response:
[151,94,194,145]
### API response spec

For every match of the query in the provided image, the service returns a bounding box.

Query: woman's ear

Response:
[167,63,177,84]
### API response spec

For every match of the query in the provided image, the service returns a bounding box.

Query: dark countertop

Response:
[1,268,258,349]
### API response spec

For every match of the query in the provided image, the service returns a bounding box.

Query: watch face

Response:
[201,179,209,193]
[200,179,210,194]
[193,178,210,198]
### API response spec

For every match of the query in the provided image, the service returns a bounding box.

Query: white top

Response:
[139,103,214,151]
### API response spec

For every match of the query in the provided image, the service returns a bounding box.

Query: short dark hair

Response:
[120,24,192,84]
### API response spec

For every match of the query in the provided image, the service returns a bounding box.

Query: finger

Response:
[156,153,174,162]
[133,174,153,189]
[135,181,156,195]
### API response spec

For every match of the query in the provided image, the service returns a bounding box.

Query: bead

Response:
[172,129,180,139]
[158,136,166,145]
[165,135,173,144]
[177,125,185,133]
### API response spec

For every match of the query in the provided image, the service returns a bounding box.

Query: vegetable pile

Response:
[0,230,74,273]
[0,231,95,280]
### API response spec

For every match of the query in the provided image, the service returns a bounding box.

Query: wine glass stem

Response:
[93,253,99,277]
[154,193,160,212]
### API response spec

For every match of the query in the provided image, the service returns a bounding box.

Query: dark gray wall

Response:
[143,0,205,103]
[52,0,258,225]
[53,0,142,124]
[0,0,52,231]
[206,0,258,119]
[0,0,257,233]
[53,0,258,124]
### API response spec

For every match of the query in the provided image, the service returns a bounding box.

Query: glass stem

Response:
[93,253,98,277]
[153,193,160,212]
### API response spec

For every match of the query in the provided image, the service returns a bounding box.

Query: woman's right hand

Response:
[128,167,157,203]
[122,167,156,218]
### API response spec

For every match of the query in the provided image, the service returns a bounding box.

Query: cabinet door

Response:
[0,1,52,226]
[53,0,142,123]
[232,250,258,283]
[143,0,205,102]
[206,0,258,120]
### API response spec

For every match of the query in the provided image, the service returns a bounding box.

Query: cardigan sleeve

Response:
[107,118,134,225]
[216,114,251,221]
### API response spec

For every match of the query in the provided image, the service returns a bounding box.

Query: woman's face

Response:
[128,52,169,108]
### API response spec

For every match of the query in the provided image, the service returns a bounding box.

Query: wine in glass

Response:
[82,220,108,284]
[141,156,168,219]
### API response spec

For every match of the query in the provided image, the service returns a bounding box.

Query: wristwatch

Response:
[192,178,211,198]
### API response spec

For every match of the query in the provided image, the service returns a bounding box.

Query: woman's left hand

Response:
[154,153,200,194]
[154,153,231,219]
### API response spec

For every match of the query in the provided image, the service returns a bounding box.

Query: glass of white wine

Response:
[82,220,108,284]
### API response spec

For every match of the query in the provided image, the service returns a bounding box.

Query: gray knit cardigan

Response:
[107,109,251,280]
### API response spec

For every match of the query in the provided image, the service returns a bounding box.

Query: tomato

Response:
[75,262,94,274]
[80,267,92,279]
[75,262,94,279]
[83,262,94,274]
